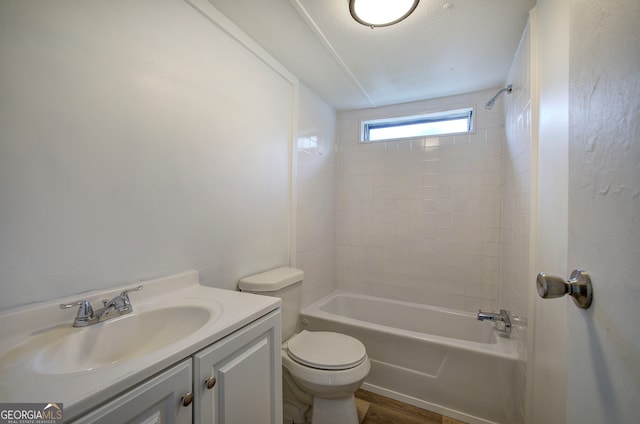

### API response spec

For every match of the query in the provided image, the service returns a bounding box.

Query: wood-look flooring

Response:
[355,390,467,424]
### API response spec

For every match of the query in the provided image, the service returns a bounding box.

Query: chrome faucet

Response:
[477,309,512,338]
[60,285,143,327]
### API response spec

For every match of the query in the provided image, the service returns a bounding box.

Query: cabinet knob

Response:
[181,392,194,407]
[205,376,217,390]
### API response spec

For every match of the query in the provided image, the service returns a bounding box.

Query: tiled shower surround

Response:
[298,74,531,422]
[296,85,339,308]
[297,32,532,424]
[336,89,507,312]
[502,23,532,423]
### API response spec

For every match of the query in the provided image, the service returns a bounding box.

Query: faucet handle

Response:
[120,285,143,300]
[117,285,143,309]
[60,300,94,319]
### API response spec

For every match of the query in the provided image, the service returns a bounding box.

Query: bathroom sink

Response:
[19,305,212,374]
[0,271,281,420]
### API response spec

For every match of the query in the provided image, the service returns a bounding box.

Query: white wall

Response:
[502,20,532,424]
[296,84,338,307]
[336,90,505,312]
[528,1,570,422]
[0,0,297,310]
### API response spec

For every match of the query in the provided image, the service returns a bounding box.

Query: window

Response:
[360,107,473,142]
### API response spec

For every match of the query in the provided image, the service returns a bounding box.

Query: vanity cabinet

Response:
[194,309,282,424]
[70,359,193,424]
[69,309,281,424]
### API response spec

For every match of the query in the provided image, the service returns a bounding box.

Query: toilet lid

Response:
[287,330,366,370]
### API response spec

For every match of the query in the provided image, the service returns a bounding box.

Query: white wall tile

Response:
[336,89,506,311]
[296,84,338,308]
[501,20,532,424]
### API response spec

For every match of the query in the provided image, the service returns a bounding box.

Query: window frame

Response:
[359,107,474,143]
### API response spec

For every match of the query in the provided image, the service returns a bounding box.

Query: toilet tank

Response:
[238,267,304,341]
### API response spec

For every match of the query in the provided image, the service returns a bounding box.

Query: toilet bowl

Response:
[282,330,370,423]
[238,268,370,424]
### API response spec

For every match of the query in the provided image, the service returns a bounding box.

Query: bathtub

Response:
[299,291,519,424]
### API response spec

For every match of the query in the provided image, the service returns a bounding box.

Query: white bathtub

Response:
[299,292,519,424]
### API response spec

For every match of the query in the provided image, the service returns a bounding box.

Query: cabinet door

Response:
[70,359,192,424]
[194,309,282,424]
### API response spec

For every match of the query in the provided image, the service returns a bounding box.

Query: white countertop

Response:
[0,271,280,421]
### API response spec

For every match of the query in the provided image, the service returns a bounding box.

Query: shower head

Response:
[485,85,513,110]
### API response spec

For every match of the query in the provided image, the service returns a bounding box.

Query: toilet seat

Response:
[287,330,367,370]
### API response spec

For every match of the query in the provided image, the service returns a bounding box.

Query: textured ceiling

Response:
[208,0,535,110]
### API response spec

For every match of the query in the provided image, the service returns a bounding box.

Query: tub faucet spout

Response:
[477,309,512,338]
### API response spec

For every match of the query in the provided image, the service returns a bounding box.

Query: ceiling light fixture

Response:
[349,0,420,28]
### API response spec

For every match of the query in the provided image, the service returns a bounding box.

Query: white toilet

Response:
[239,267,370,424]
